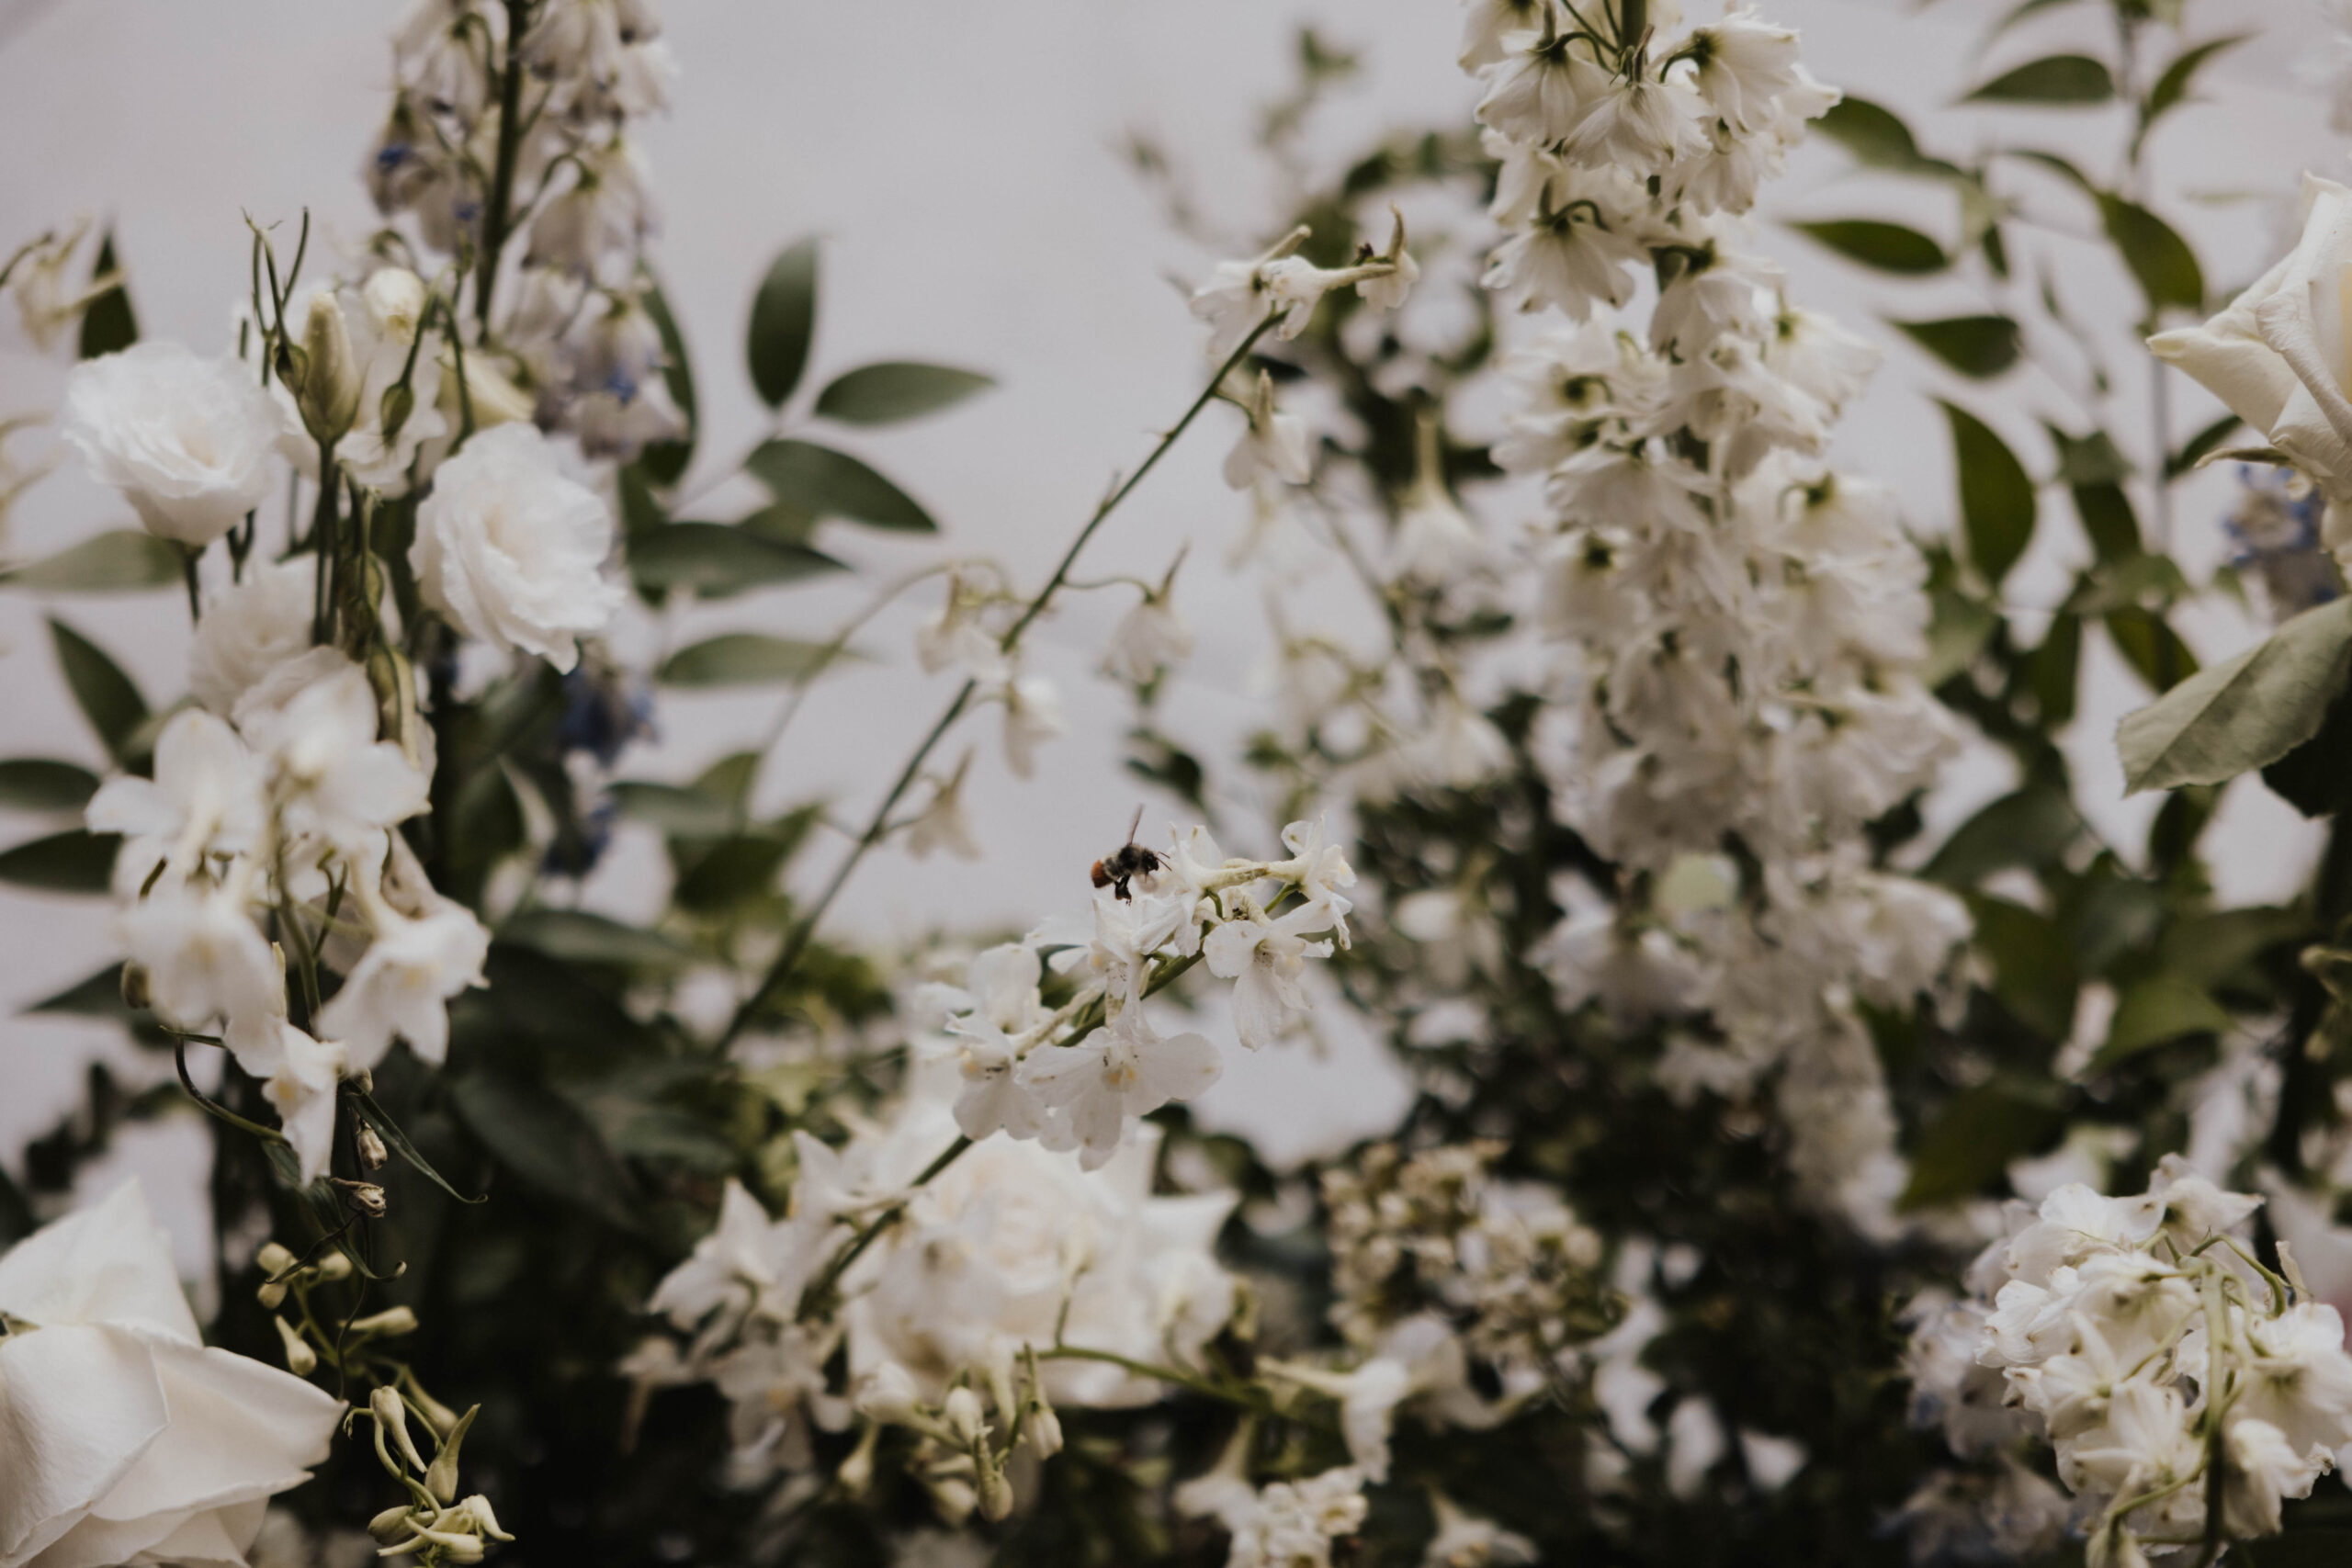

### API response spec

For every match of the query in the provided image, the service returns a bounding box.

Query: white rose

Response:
[410,422,622,672]
[0,1181,342,1568]
[188,558,316,716]
[61,343,279,547]
[2150,174,2352,549]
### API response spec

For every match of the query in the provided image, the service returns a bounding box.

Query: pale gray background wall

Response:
[0,0,2338,1274]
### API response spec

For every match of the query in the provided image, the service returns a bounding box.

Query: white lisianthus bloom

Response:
[187,560,316,716]
[316,903,491,1071]
[410,422,623,672]
[61,343,279,547]
[0,1181,342,1568]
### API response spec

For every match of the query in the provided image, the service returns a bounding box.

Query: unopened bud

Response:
[274,1314,317,1375]
[295,289,364,445]
[460,1494,514,1543]
[1026,1400,1063,1459]
[351,1305,418,1337]
[426,1403,480,1506]
[363,266,427,341]
[119,962,151,1011]
[405,1377,462,1438]
[256,1279,288,1310]
[372,1385,428,1473]
[256,1241,299,1276]
[338,1179,389,1218]
[436,1535,485,1563]
[368,1505,415,1543]
[378,380,415,444]
[942,1386,988,1446]
[977,1460,1014,1523]
[925,1475,978,1528]
[356,1122,389,1170]
[854,1363,924,1427]
[314,1248,355,1281]
[837,1424,880,1496]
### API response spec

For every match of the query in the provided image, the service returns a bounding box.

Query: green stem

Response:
[1038,1345,1275,1414]
[717,311,1281,1047]
[793,1134,973,1319]
[310,444,338,645]
[180,545,202,625]
[471,0,533,333]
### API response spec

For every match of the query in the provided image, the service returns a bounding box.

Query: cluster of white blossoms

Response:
[630,1065,1238,1518]
[1453,0,1968,1234]
[367,0,684,457]
[1904,1158,2352,1565]
[0,1182,344,1568]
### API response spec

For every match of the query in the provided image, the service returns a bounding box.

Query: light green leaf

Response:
[2144,35,2250,125]
[628,523,844,599]
[1900,1082,2064,1211]
[2117,596,2352,794]
[2091,975,2234,1071]
[0,759,100,813]
[1812,96,1959,177]
[657,633,846,688]
[2098,195,2203,315]
[0,829,119,894]
[744,438,937,532]
[1790,220,1947,275]
[608,780,740,837]
[1963,53,2114,104]
[78,230,136,360]
[2,531,181,592]
[814,361,995,425]
[500,908,695,969]
[1923,588,1998,687]
[747,238,818,410]
[49,619,148,762]
[634,270,697,488]
[1890,315,2021,378]
[1941,402,2038,584]
[1924,786,2077,886]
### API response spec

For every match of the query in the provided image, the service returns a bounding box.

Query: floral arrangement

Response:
[7,2,2352,1566]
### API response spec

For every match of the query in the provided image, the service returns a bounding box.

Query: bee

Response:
[1090,807,1161,902]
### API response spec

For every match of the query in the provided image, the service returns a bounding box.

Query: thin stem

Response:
[793,1134,973,1318]
[310,441,338,645]
[472,0,533,333]
[717,311,1281,1047]
[180,546,202,625]
[1038,1345,1274,1414]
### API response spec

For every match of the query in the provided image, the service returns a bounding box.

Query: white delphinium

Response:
[409,421,623,672]
[1454,2,1964,1232]
[1175,1445,1368,1568]
[0,1182,343,1568]
[61,342,280,546]
[1904,1158,2352,1565]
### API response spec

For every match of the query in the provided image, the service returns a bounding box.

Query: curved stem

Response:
[471,0,533,333]
[717,312,1280,1047]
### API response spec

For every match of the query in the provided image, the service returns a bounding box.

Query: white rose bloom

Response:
[411,423,623,672]
[2150,174,2352,551]
[61,343,279,547]
[187,559,316,716]
[0,1181,342,1568]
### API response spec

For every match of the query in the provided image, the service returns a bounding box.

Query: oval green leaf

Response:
[744,438,937,532]
[2098,194,2203,315]
[78,231,137,359]
[0,829,119,893]
[1940,402,2037,585]
[814,361,995,425]
[628,523,844,599]
[748,237,818,410]
[658,632,844,688]
[1790,220,1948,275]
[3,531,182,592]
[1963,53,2114,104]
[633,271,697,488]
[49,618,148,761]
[500,908,695,969]
[2118,596,2352,794]
[1890,315,2022,378]
[0,759,100,813]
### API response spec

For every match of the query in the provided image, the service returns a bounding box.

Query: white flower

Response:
[2222,1416,2326,1536]
[117,878,281,1033]
[1275,814,1358,946]
[2150,173,2352,538]
[946,1021,1045,1142]
[86,710,266,892]
[904,756,983,863]
[410,422,622,671]
[524,139,655,278]
[235,654,429,853]
[1102,589,1195,684]
[1018,997,1221,1169]
[916,562,1010,680]
[648,1179,821,1333]
[62,343,279,547]
[187,560,317,716]
[1686,11,1805,130]
[1482,203,1645,321]
[1204,903,1331,1051]
[1422,1493,1537,1567]
[223,1013,349,1183]
[1476,30,1610,145]
[316,904,491,1071]
[1388,484,1483,586]
[0,1181,342,1568]
[998,674,1066,780]
[273,276,448,494]
[1560,78,1706,172]
[1224,370,1314,491]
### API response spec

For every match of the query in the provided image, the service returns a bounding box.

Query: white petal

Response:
[0,1182,198,1340]
[0,1325,167,1566]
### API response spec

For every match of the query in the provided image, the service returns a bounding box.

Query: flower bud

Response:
[294,290,364,446]
[943,1385,989,1447]
[314,1248,355,1281]
[351,1305,418,1337]
[340,1180,389,1218]
[256,1241,299,1276]
[854,1362,924,1427]
[405,1376,462,1438]
[436,1534,485,1563]
[460,1494,514,1543]
[256,1278,288,1311]
[924,1475,978,1528]
[977,1459,1014,1523]
[426,1403,480,1505]
[368,1505,415,1543]
[119,962,151,1011]
[274,1314,317,1375]
[372,1385,429,1473]
[379,380,416,445]
[356,1122,390,1170]
[1026,1399,1063,1459]
[837,1424,880,1496]
[364,267,428,341]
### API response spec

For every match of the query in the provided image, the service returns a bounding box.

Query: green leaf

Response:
[27,963,130,1019]
[2262,681,2352,818]
[77,230,136,360]
[1812,96,1947,175]
[1900,1082,2065,1210]
[346,1089,486,1204]
[1971,895,2080,1042]
[634,270,696,487]
[1925,786,2078,886]
[0,759,99,813]
[743,438,937,532]
[2098,194,2203,315]
[608,780,741,837]
[49,619,147,762]
[2007,148,2097,197]
[1941,402,2038,584]
[2105,606,2199,693]
[628,523,843,599]
[657,633,845,688]
[1923,588,1999,687]
[2144,35,2250,124]
[499,908,695,969]
[2030,612,2082,728]
[737,502,818,546]
[617,460,666,539]
[747,237,818,410]
[2167,412,2243,478]
[673,829,797,914]
[695,751,763,811]
[1790,220,1947,275]
[1963,53,2114,104]
[2,531,182,592]
[0,829,119,894]
[2072,483,2141,563]
[1987,0,2085,42]
[1890,315,2021,378]
[2155,908,2308,988]
[447,1072,640,1227]
[2091,975,2234,1071]
[813,361,995,425]
[2048,425,2132,487]
[2117,596,2352,794]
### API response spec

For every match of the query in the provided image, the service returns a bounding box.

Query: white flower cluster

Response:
[368,0,684,457]
[1462,0,1967,1234]
[1905,1159,2352,1565]
[0,1182,343,1568]
[925,817,1356,1166]
[631,1066,1237,1513]
[1175,1457,1368,1568]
